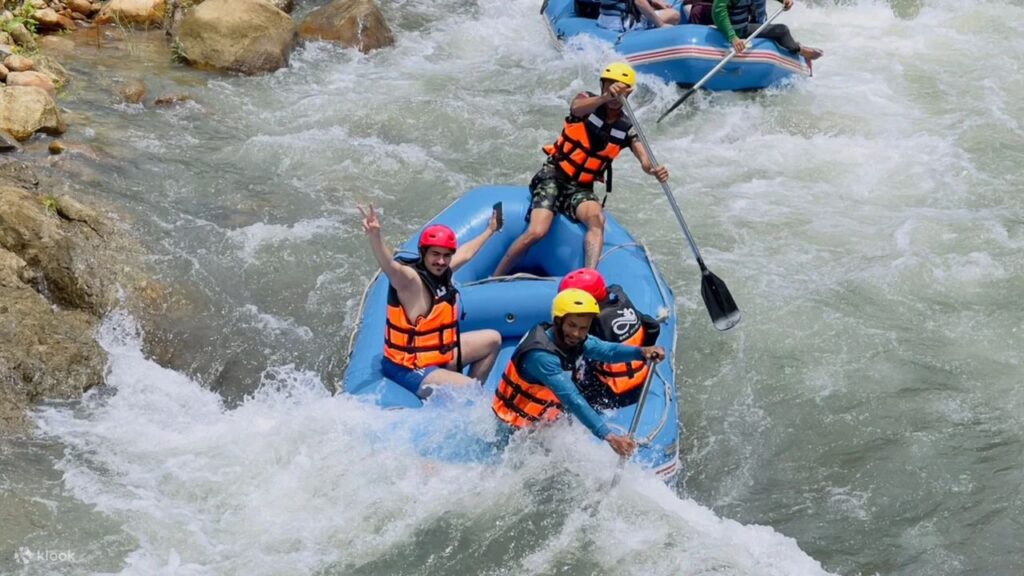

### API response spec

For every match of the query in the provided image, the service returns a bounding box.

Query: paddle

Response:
[656,5,787,123]
[610,361,660,488]
[620,98,741,330]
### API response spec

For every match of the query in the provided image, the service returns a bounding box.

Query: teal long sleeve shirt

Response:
[518,328,646,440]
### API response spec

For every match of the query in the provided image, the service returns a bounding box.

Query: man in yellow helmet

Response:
[492,289,666,456]
[494,63,670,276]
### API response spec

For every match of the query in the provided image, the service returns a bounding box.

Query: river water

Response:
[2,0,1023,574]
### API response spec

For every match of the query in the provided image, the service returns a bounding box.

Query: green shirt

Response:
[712,0,742,42]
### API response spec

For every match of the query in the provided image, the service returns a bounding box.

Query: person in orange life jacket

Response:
[359,204,502,397]
[491,289,666,456]
[558,269,662,409]
[492,63,669,277]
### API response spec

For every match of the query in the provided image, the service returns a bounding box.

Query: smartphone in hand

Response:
[492,202,503,231]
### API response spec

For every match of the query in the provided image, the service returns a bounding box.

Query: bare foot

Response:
[800,46,824,60]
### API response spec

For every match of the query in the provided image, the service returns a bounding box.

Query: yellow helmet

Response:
[600,62,636,87]
[552,288,600,320]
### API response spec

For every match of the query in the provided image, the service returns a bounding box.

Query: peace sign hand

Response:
[358,204,381,237]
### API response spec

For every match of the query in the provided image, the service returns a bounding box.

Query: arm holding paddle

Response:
[609,353,664,487]
[522,349,636,456]
[657,4,787,122]
[712,0,746,52]
[629,138,670,183]
[570,85,633,118]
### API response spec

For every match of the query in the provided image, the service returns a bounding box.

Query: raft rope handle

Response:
[338,269,382,394]
[460,272,553,287]
[599,242,677,446]
[635,366,672,445]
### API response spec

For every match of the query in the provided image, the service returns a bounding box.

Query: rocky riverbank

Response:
[0,162,157,433]
[0,0,396,434]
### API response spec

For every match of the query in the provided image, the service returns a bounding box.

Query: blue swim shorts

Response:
[382,359,439,396]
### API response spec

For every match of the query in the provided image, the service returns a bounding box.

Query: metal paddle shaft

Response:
[621,98,741,331]
[610,362,660,488]
[656,5,787,123]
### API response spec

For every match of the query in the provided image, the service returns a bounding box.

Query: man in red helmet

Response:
[359,204,502,397]
[559,268,662,408]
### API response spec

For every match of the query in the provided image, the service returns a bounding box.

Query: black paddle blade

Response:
[700,269,740,331]
[656,88,696,123]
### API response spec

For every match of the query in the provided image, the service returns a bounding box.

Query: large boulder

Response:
[3,54,32,72]
[33,7,76,31]
[0,86,65,141]
[5,72,57,99]
[0,243,106,429]
[298,0,393,53]
[96,0,166,27]
[7,23,35,51]
[0,169,152,434]
[267,0,293,13]
[176,0,297,75]
[68,0,97,15]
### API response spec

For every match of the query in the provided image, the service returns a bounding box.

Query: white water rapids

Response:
[2,0,1022,574]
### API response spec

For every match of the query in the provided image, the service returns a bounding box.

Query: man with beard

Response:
[491,288,665,456]
[360,204,502,398]
[559,268,662,409]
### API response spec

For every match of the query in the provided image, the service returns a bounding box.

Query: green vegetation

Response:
[40,194,59,216]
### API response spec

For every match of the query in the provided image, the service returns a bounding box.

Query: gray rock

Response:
[176,0,297,75]
[0,175,153,435]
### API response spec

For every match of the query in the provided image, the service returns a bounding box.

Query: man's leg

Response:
[382,360,472,397]
[421,367,477,387]
[575,199,606,269]
[494,167,561,277]
[493,209,554,276]
[756,24,823,62]
[654,7,680,25]
[451,329,502,382]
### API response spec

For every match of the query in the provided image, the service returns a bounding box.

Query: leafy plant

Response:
[170,37,188,64]
[40,195,59,216]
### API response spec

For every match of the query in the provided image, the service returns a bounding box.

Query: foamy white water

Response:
[21,314,829,575]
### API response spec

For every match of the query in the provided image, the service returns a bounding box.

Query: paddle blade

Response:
[700,269,740,331]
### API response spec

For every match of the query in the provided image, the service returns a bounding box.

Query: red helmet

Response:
[418,224,457,252]
[558,268,607,301]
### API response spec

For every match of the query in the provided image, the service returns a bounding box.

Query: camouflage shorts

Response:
[528,163,599,223]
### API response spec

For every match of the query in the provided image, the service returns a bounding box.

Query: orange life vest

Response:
[383,262,459,370]
[542,109,632,187]
[492,323,584,429]
[590,285,653,395]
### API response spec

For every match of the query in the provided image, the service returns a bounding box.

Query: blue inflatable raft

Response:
[543,0,808,90]
[342,185,680,481]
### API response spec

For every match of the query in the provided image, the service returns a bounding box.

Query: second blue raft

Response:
[543,0,808,91]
